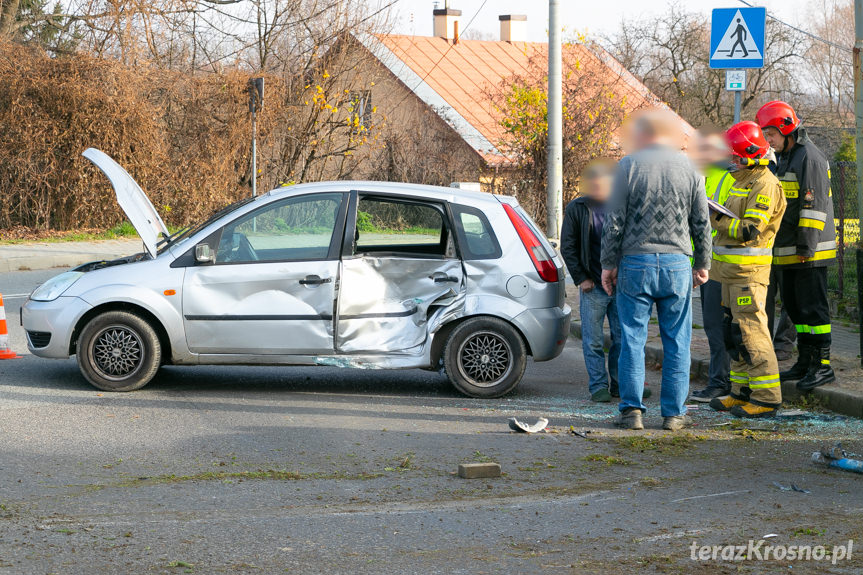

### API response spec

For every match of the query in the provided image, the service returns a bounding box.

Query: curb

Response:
[569,321,863,419]
[0,240,141,273]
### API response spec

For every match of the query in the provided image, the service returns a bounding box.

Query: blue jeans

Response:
[579,286,621,394]
[615,254,692,417]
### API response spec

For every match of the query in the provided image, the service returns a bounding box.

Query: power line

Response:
[737,0,852,53]
[391,0,489,109]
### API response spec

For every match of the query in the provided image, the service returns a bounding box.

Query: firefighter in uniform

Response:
[756,101,836,390]
[709,122,787,418]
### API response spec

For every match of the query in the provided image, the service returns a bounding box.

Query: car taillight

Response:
[503,204,559,283]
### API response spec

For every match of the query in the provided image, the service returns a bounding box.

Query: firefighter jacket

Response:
[710,164,787,286]
[773,127,837,267]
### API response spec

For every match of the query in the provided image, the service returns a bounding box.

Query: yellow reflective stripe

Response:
[799,218,826,230]
[773,250,837,264]
[750,381,781,389]
[728,189,749,197]
[728,219,740,239]
[794,324,831,334]
[749,374,780,389]
[744,210,770,223]
[713,253,773,264]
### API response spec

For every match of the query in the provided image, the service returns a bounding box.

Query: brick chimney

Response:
[433,7,462,41]
[499,14,527,43]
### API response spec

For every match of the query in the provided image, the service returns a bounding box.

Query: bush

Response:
[0,43,292,232]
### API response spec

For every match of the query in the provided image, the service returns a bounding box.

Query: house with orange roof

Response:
[344,8,691,184]
[341,7,688,194]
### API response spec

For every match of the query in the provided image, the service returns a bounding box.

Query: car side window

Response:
[216,193,343,264]
[355,197,448,257]
[451,205,501,260]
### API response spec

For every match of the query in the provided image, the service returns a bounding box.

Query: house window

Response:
[350,90,372,129]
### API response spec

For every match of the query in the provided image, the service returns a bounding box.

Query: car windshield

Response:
[156,196,257,254]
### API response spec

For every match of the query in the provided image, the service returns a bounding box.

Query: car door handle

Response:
[429,275,459,283]
[299,276,332,286]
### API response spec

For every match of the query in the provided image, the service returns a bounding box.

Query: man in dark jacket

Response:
[561,159,621,402]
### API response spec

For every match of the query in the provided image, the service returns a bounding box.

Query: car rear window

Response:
[451,205,501,260]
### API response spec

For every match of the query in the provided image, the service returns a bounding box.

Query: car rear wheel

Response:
[443,317,526,398]
[76,311,161,392]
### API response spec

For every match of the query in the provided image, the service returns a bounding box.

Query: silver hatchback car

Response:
[22,149,571,398]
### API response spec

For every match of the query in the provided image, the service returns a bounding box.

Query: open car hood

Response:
[82,148,170,259]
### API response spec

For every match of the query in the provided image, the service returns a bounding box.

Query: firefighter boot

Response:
[780,344,813,382]
[797,347,836,391]
[730,402,778,418]
[709,390,750,412]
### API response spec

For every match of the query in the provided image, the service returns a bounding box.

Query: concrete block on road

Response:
[457,462,501,479]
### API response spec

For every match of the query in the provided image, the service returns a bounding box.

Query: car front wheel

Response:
[443,317,527,398]
[76,311,161,392]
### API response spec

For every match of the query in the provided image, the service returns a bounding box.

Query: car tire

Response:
[443,316,527,398]
[76,311,161,392]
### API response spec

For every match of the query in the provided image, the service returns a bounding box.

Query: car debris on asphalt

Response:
[508,417,549,433]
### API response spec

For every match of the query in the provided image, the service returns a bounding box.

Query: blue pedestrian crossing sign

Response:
[709,7,765,69]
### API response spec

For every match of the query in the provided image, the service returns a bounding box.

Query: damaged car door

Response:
[336,193,465,354]
[182,192,347,355]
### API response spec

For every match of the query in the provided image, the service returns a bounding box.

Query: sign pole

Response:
[733,83,742,123]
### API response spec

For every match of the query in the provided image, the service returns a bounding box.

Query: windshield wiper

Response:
[156,196,258,254]
[157,226,191,249]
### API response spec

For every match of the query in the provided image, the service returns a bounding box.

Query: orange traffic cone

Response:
[0,294,21,359]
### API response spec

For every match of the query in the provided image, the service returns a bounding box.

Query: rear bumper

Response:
[21,296,91,359]
[512,305,571,362]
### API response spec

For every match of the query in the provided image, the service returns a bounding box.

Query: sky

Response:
[384,0,808,42]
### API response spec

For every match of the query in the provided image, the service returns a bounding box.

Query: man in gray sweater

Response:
[601,110,712,431]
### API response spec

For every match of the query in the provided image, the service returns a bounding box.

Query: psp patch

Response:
[756,194,771,206]
[737,296,752,306]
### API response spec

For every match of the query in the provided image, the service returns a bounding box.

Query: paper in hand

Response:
[707,198,737,219]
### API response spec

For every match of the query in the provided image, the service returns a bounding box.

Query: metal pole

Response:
[854,0,863,365]
[733,87,742,123]
[546,0,563,239]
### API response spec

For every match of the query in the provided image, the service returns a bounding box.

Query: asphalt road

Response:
[1,269,862,574]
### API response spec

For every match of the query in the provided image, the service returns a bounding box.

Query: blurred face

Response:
[584,170,612,202]
[694,133,731,170]
[762,126,785,152]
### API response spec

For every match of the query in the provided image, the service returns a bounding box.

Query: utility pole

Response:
[854,0,863,365]
[546,0,563,239]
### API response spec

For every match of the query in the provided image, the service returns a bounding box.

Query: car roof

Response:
[263,181,510,205]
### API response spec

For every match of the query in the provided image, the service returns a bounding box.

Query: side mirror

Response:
[195,243,215,264]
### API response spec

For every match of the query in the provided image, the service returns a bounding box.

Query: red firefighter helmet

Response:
[756,100,800,136]
[726,121,769,159]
